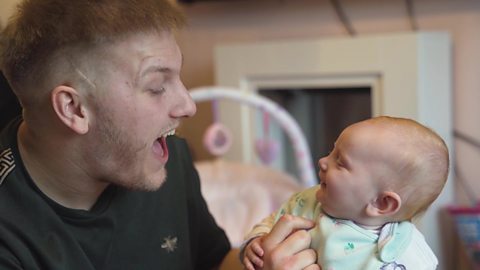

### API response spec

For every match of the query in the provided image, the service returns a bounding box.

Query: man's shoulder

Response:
[0,147,16,187]
[0,72,22,131]
[165,135,195,174]
[0,149,31,229]
[166,135,190,158]
[0,118,21,187]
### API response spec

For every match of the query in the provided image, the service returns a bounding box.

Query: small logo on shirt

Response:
[344,242,355,254]
[161,236,178,253]
[0,148,15,185]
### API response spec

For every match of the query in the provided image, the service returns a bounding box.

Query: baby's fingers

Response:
[245,248,264,268]
[243,257,256,270]
[251,240,264,257]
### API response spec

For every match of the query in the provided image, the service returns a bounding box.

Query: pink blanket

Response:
[195,159,303,247]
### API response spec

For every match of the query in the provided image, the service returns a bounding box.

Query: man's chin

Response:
[143,169,168,191]
[141,174,167,191]
[117,169,167,191]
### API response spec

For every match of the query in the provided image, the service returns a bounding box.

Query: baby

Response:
[242,116,449,270]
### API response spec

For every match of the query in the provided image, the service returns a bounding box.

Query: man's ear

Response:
[365,191,402,218]
[51,85,89,134]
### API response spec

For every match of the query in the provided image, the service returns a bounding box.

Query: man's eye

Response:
[149,87,166,95]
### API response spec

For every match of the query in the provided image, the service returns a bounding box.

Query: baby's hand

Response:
[243,237,265,270]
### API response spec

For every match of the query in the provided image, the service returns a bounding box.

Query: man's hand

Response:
[260,214,320,270]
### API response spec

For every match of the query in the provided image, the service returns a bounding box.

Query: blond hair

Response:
[1,0,185,104]
[369,116,449,219]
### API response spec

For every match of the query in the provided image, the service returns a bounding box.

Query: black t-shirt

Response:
[0,118,231,270]
[0,72,22,130]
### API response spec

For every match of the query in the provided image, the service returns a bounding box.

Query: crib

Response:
[190,86,317,247]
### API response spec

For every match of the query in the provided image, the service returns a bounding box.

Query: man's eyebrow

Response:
[135,54,184,85]
[134,64,170,86]
[140,66,171,78]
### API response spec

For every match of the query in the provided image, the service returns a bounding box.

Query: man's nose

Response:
[171,84,197,118]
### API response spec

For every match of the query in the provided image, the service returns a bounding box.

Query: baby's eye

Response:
[336,160,343,168]
[335,156,346,167]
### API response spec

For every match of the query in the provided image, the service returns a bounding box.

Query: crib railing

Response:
[190,86,317,188]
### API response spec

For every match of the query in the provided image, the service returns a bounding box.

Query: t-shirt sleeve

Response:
[170,137,231,270]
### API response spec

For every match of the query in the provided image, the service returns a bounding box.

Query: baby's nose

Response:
[318,157,328,171]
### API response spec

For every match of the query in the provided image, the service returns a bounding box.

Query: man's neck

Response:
[17,122,108,210]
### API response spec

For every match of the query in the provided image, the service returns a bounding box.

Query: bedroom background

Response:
[176,2,478,268]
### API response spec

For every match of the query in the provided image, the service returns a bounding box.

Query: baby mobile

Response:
[255,109,280,165]
[191,87,317,187]
[203,99,280,165]
[203,99,233,156]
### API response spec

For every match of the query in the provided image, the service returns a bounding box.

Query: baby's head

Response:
[316,116,449,226]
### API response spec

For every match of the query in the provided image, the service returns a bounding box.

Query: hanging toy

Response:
[203,99,233,156]
[255,109,280,164]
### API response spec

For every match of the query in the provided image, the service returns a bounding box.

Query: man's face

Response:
[85,31,196,191]
[316,121,396,223]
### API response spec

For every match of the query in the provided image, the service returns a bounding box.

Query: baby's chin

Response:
[321,207,337,219]
[315,183,325,196]
[320,181,326,188]
[319,203,345,220]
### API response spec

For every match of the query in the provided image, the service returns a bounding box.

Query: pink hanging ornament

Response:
[255,110,280,164]
[203,100,233,156]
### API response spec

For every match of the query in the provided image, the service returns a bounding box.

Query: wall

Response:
[0,0,17,27]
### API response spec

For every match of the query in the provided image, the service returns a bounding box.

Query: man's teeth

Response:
[163,129,176,138]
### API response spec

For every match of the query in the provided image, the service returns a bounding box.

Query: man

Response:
[0,0,318,269]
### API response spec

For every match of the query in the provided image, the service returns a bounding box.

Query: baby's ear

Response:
[365,191,402,217]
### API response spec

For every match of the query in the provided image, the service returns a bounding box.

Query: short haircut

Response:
[370,116,450,219]
[0,0,185,98]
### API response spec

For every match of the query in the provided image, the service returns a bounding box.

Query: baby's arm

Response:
[243,236,265,270]
[244,215,319,270]
[241,187,319,269]
[241,213,276,269]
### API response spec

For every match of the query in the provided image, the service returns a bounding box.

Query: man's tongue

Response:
[153,136,168,159]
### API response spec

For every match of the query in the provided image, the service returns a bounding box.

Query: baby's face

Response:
[316,121,396,223]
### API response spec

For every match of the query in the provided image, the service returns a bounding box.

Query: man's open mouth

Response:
[153,129,176,161]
